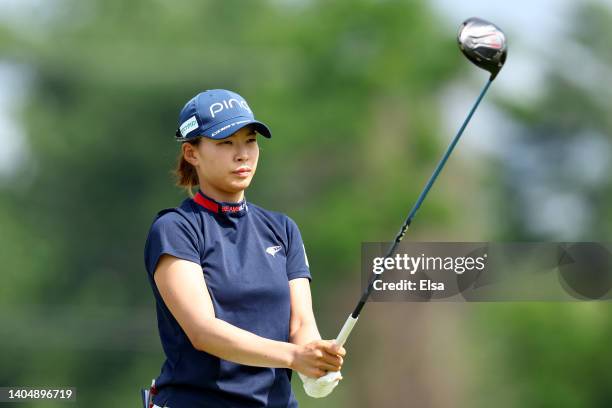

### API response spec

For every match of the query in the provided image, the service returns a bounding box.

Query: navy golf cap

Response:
[175,89,272,142]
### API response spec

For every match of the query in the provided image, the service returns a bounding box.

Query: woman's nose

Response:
[235,145,249,161]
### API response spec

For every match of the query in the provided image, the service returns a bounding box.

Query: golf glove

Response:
[298,371,342,398]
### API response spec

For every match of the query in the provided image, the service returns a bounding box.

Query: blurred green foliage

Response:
[468,3,612,408]
[0,0,611,407]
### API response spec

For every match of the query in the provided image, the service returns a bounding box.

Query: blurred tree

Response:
[0,0,468,406]
[471,2,612,408]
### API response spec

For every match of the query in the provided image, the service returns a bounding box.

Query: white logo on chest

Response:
[266,245,283,257]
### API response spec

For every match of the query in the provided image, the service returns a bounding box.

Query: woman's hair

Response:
[173,137,202,196]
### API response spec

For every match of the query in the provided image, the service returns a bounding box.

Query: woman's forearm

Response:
[289,321,321,346]
[192,317,297,369]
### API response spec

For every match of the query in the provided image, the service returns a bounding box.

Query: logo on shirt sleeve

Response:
[266,245,283,257]
[303,244,309,267]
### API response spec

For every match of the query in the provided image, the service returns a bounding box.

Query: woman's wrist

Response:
[283,342,300,370]
[290,321,321,346]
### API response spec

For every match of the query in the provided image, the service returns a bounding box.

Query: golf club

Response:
[324,17,508,368]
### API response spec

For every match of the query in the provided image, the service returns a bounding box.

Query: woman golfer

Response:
[143,89,346,407]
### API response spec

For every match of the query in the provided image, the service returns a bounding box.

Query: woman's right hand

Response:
[290,340,346,378]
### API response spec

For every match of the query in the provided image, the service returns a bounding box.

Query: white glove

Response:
[298,371,342,398]
[297,314,356,399]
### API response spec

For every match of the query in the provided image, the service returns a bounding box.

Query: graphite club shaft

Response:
[332,78,494,349]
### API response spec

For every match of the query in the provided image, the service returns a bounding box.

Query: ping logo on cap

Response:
[175,89,272,141]
[209,99,252,118]
[179,115,199,137]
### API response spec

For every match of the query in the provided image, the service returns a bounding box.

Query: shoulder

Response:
[148,198,199,236]
[247,202,298,231]
[247,203,305,250]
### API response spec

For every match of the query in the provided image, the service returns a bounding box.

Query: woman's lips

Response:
[233,168,252,178]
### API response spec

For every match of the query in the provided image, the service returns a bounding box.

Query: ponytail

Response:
[173,138,201,197]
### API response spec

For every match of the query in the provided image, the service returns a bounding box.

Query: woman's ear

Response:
[182,143,199,166]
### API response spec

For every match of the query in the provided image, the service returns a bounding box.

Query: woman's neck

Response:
[198,184,244,203]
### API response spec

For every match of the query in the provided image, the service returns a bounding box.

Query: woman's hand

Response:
[290,339,346,378]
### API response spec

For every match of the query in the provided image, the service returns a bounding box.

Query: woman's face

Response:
[185,125,259,199]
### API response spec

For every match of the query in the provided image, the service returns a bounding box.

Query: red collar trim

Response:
[193,191,247,215]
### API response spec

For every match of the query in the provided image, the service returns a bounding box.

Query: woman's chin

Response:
[225,179,252,193]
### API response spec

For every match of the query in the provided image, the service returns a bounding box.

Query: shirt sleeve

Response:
[144,211,201,277]
[285,216,312,282]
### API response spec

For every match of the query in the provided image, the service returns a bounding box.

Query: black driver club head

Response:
[457,17,508,80]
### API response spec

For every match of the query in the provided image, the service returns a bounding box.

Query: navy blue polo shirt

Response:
[144,190,312,408]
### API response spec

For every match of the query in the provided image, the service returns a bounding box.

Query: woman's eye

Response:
[248,138,257,143]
